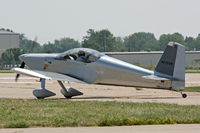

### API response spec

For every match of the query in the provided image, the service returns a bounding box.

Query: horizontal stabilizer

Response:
[142,75,169,81]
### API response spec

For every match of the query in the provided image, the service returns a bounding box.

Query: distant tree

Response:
[185,34,200,51]
[82,29,122,52]
[115,37,126,52]
[82,29,101,51]
[42,37,80,53]
[158,33,186,50]
[124,32,158,51]
[0,28,13,32]
[42,42,55,53]
[3,27,200,54]
[185,36,195,50]
[1,48,24,65]
[19,34,42,53]
[143,39,160,51]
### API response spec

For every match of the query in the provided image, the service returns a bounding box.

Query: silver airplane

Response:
[12,42,187,99]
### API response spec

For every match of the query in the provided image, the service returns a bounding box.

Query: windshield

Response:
[56,48,104,63]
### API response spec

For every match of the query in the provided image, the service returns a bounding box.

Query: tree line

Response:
[1,28,200,66]
[19,29,200,53]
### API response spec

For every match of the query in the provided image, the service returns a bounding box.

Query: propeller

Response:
[15,61,25,81]
[15,36,37,82]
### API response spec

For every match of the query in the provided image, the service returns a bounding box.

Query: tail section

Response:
[155,42,185,90]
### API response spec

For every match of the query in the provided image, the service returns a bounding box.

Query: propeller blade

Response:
[15,74,20,82]
[20,61,25,68]
[15,61,25,82]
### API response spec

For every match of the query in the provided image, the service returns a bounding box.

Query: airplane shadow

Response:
[51,95,181,100]
[137,97,180,100]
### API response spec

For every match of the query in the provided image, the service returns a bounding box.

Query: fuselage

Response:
[19,48,172,89]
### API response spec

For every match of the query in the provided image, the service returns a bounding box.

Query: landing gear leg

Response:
[181,92,187,98]
[32,78,56,99]
[58,81,83,98]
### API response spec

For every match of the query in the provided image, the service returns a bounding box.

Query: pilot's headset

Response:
[78,51,85,57]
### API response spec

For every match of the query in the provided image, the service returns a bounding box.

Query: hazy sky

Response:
[0,0,200,44]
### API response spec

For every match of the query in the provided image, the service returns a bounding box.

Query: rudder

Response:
[155,42,185,90]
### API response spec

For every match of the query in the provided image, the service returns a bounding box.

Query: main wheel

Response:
[64,96,72,99]
[36,97,44,99]
[182,93,187,98]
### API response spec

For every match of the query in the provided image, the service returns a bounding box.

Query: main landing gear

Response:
[58,81,83,98]
[33,79,56,99]
[32,78,83,99]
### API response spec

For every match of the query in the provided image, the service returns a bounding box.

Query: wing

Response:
[12,68,86,83]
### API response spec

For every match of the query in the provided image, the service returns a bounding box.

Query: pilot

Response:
[76,51,86,62]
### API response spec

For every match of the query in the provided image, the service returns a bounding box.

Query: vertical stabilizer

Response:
[155,42,185,90]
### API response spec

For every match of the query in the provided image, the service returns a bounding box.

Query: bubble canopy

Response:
[56,48,104,63]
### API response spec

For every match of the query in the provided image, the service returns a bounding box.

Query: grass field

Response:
[185,70,200,73]
[184,86,200,92]
[0,99,200,128]
[0,70,13,73]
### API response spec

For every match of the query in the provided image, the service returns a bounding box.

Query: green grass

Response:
[135,88,143,91]
[0,99,200,128]
[0,70,13,73]
[185,70,200,73]
[184,86,200,92]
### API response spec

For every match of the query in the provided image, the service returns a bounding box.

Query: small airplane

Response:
[12,42,187,99]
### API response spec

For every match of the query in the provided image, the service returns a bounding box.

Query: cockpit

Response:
[56,48,104,63]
